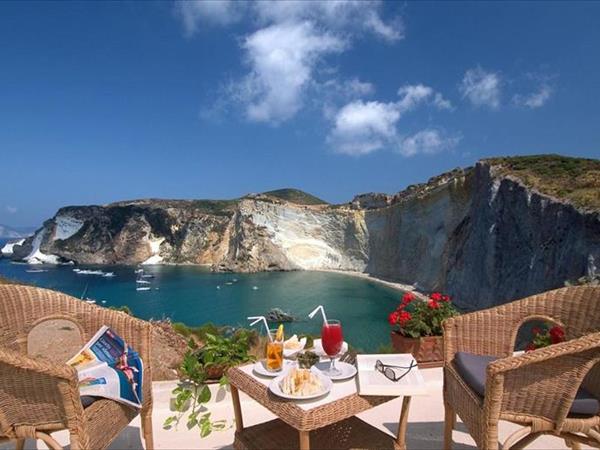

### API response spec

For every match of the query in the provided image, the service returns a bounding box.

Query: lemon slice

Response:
[275,324,284,341]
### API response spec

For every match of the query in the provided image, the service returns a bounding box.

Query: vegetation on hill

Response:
[485,155,600,209]
[262,188,328,205]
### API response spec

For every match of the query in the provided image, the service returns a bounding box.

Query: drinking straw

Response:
[308,305,328,324]
[247,316,272,342]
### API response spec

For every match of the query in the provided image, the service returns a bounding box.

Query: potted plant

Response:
[164,329,255,438]
[388,292,458,367]
[525,323,566,352]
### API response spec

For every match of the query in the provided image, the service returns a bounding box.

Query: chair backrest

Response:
[0,284,153,408]
[504,285,600,344]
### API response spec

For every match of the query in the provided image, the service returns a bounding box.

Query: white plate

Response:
[269,367,332,400]
[253,359,294,378]
[314,361,357,381]
[312,338,349,358]
[283,336,307,358]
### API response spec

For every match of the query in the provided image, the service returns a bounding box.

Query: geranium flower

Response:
[525,343,536,352]
[388,311,400,325]
[430,292,442,302]
[402,292,415,305]
[549,326,565,344]
[399,311,411,325]
[428,300,440,309]
[441,295,451,302]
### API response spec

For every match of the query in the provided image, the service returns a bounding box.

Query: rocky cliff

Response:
[11,156,600,309]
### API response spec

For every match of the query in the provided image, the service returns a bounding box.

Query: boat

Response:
[134,268,144,274]
[141,273,155,279]
[103,272,115,278]
[136,286,151,291]
[136,279,151,285]
[252,286,259,290]
[26,269,47,273]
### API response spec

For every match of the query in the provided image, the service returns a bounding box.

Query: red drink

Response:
[322,321,343,357]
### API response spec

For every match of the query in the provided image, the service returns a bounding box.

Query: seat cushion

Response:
[454,351,600,416]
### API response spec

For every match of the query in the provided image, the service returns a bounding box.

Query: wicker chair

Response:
[443,285,600,450]
[0,285,154,450]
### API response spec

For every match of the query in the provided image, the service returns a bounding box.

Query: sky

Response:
[1,1,599,227]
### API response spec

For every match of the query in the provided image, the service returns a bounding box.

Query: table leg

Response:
[395,396,412,450]
[230,385,244,432]
[299,430,310,450]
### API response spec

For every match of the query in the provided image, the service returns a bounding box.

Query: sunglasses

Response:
[375,359,417,382]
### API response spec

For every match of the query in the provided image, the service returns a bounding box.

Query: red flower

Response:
[441,295,451,302]
[525,343,536,352]
[428,300,440,309]
[532,327,542,335]
[430,292,442,302]
[388,311,400,325]
[549,326,565,344]
[402,292,415,305]
[399,311,411,325]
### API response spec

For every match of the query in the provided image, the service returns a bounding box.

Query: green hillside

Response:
[485,154,600,209]
[262,188,329,205]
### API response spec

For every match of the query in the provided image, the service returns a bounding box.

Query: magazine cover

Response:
[68,326,143,408]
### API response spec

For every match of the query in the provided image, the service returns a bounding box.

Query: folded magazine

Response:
[67,325,143,408]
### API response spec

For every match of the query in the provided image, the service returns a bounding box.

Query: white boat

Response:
[252,286,259,290]
[26,269,48,273]
[141,273,155,279]
[134,268,144,274]
[136,286,151,291]
[74,269,107,276]
[136,279,151,285]
[85,299,96,304]
[103,272,115,278]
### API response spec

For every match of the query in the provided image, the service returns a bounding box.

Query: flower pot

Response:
[205,363,228,380]
[390,331,444,368]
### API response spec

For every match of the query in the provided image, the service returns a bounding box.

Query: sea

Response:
[0,239,402,351]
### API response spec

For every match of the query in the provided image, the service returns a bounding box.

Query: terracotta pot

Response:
[205,364,228,380]
[390,331,444,368]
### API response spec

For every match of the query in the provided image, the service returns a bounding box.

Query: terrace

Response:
[0,369,589,449]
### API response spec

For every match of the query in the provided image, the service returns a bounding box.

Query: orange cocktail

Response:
[266,327,284,372]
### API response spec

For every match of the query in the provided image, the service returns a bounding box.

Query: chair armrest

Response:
[0,348,84,437]
[485,332,600,425]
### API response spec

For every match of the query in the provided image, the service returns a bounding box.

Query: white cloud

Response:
[176,1,403,124]
[398,129,461,157]
[512,84,553,109]
[232,21,346,123]
[5,206,17,214]
[252,1,404,42]
[397,84,452,112]
[327,100,400,155]
[460,67,501,109]
[175,1,244,35]
[327,83,454,155]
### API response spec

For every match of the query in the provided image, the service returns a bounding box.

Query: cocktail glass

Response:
[265,328,283,372]
[321,319,343,376]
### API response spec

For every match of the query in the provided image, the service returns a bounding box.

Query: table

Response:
[227,362,427,450]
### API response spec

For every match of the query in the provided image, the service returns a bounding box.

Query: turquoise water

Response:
[0,254,402,351]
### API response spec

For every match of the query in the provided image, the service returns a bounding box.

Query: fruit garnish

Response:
[275,324,284,341]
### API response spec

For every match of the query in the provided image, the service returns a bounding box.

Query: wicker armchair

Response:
[0,285,154,450]
[443,285,600,450]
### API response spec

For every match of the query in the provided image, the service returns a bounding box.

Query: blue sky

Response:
[1,1,599,227]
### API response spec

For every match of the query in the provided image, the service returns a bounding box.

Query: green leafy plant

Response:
[163,329,255,438]
[388,292,458,338]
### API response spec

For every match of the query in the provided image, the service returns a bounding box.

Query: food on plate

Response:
[299,334,314,349]
[297,351,320,369]
[280,368,324,396]
[284,334,303,350]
